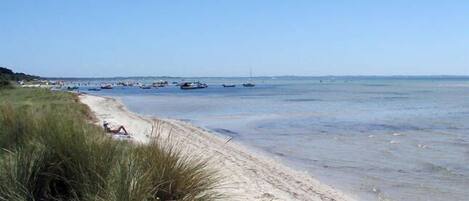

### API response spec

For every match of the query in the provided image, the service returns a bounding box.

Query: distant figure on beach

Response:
[103,121,129,135]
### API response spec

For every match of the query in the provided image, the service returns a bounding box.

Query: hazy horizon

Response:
[2,1,468,77]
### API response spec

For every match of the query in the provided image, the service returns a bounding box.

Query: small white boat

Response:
[140,85,152,89]
[242,83,255,87]
[180,82,208,90]
[153,80,168,87]
[100,84,113,89]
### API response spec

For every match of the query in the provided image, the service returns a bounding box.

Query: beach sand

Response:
[79,94,355,201]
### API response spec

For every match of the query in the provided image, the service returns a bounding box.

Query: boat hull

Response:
[180,82,208,89]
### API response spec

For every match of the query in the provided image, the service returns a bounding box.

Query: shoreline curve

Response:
[79,93,356,201]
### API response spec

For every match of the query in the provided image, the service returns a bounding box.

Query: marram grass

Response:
[0,88,221,201]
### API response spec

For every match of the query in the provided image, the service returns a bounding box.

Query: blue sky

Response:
[1,1,468,77]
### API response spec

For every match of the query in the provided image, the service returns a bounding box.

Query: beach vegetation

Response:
[0,77,11,89]
[1,67,40,88]
[0,67,39,82]
[0,88,220,201]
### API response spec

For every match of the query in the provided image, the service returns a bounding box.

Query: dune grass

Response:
[0,88,220,201]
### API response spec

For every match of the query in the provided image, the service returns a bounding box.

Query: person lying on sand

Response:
[103,121,129,135]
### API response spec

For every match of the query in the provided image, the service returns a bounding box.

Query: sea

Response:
[67,76,469,201]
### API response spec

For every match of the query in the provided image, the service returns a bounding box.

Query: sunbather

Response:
[103,121,129,135]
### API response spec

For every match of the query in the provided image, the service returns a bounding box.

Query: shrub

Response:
[0,77,11,88]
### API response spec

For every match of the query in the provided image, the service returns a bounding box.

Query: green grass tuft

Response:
[0,88,221,201]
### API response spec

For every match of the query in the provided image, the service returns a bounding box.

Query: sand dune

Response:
[79,94,355,201]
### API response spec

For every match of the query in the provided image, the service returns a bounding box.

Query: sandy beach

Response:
[79,94,355,201]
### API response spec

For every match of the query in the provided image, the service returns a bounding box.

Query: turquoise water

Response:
[80,77,469,201]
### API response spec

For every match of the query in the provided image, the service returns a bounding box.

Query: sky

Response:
[1,0,468,77]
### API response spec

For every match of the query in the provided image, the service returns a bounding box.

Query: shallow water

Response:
[82,77,469,201]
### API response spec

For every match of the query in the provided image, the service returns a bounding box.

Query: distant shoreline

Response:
[46,75,469,80]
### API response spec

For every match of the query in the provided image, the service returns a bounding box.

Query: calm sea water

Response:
[79,77,469,201]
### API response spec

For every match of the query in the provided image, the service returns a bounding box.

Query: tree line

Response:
[0,67,39,87]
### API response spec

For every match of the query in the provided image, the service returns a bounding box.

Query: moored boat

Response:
[242,83,255,87]
[88,88,101,91]
[140,85,152,89]
[180,82,208,90]
[100,84,113,89]
[67,86,79,90]
[153,80,168,87]
[222,84,236,87]
[243,68,255,87]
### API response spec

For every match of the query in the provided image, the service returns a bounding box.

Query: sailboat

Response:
[243,68,255,87]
